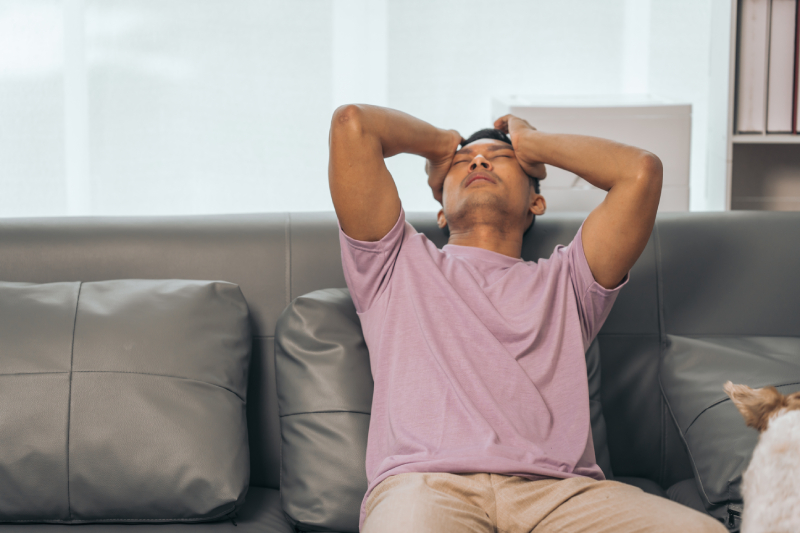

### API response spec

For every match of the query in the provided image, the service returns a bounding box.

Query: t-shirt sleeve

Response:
[337,206,412,314]
[562,220,631,350]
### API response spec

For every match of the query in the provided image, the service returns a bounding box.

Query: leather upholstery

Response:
[0,214,287,491]
[0,488,291,533]
[666,479,707,514]
[274,289,371,533]
[1,209,797,531]
[660,335,800,521]
[0,280,251,523]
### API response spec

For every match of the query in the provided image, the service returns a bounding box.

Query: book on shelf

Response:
[736,0,800,134]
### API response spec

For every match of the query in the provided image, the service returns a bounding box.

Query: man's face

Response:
[437,139,545,236]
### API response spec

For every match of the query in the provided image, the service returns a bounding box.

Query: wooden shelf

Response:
[733,134,800,144]
[726,0,800,211]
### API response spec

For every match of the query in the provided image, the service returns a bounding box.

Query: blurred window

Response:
[0,0,710,216]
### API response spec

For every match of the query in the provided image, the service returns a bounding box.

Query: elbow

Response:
[635,152,663,193]
[631,152,663,209]
[637,152,663,183]
[331,104,366,138]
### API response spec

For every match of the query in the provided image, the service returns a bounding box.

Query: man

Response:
[328,104,725,533]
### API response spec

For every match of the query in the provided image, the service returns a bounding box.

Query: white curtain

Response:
[0,0,714,217]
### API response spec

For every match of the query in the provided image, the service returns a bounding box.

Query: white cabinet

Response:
[492,95,691,213]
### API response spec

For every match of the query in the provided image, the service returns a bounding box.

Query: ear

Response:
[724,381,785,432]
[786,391,800,411]
[530,193,546,216]
[437,208,447,229]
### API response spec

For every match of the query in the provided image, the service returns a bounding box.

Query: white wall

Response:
[0,0,724,217]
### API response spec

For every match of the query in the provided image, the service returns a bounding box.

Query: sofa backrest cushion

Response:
[274,289,371,533]
[0,279,251,524]
[660,335,800,526]
[274,287,614,533]
[656,212,800,525]
[0,214,287,490]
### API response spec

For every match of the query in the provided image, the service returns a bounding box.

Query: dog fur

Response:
[724,381,800,533]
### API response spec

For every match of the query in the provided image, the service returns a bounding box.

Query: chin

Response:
[447,202,512,229]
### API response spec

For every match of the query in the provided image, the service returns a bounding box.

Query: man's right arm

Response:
[328,104,461,242]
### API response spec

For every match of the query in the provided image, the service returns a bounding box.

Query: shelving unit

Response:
[726,0,800,210]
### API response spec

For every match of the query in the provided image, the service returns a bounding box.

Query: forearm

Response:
[518,130,658,191]
[338,104,453,161]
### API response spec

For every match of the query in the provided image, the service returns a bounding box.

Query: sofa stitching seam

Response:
[684,380,800,433]
[5,503,237,523]
[66,281,82,520]
[71,370,246,402]
[279,410,371,418]
[654,223,666,348]
[654,222,667,486]
[659,377,716,507]
[0,371,70,376]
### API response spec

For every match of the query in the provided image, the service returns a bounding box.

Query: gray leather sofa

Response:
[1,209,798,532]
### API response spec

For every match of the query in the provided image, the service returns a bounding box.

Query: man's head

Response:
[437,128,545,239]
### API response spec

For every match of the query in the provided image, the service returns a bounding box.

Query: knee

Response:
[363,480,440,531]
[362,474,492,533]
[362,490,452,533]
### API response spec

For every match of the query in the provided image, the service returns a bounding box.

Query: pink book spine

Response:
[795,0,800,134]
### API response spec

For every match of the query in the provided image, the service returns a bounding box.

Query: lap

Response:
[361,473,727,533]
[362,472,495,533]
[508,477,727,533]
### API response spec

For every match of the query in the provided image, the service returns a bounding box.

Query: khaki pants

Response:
[362,472,727,533]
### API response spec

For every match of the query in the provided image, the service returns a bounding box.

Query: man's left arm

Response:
[496,115,663,290]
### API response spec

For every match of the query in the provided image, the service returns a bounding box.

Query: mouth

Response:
[464,172,496,188]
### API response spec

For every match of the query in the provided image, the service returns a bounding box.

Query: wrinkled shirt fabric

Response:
[337,207,629,531]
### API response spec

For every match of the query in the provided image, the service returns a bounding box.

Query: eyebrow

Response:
[455,143,514,156]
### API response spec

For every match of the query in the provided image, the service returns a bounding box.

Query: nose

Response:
[469,155,492,172]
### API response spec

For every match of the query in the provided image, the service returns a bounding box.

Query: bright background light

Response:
[0,0,723,217]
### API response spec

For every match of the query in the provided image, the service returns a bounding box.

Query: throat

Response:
[446,229,522,259]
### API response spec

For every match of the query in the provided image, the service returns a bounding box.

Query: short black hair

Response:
[461,128,513,148]
[440,128,540,237]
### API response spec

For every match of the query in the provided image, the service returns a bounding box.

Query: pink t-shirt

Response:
[338,207,629,531]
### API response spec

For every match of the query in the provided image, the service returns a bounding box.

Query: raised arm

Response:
[495,115,663,290]
[329,104,461,242]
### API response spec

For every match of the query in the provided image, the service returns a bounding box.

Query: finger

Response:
[494,115,509,133]
[453,130,465,149]
[509,115,537,132]
[507,115,522,132]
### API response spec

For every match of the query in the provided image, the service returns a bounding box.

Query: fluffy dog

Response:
[724,381,800,533]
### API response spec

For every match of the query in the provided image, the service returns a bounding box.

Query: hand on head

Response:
[494,115,547,180]
[425,129,463,204]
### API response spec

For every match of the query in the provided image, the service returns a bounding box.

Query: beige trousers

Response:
[362,472,727,533]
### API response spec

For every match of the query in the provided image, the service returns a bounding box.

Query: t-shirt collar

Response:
[442,243,524,267]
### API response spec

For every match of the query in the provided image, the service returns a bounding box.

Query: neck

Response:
[447,224,523,259]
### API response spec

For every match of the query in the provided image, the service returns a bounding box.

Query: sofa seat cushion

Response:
[667,479,707,514]
[615,476,667,498]
[0,280,252,524]
[0,488,292,533]
[659,334,800,526]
